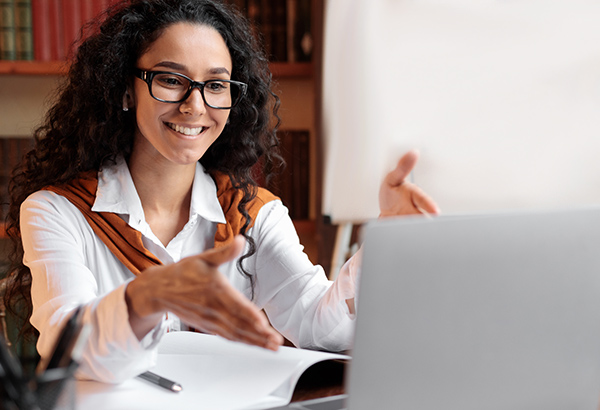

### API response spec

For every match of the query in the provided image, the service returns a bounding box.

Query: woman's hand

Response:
[378,150,440,218]
[125,236,283,351]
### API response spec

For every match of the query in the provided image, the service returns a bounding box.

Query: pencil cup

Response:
[34,368,76,410]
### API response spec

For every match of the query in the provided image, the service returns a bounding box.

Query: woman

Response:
[4,0,439,383]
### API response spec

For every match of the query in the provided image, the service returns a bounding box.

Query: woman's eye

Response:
[206,82,228,92]
[155,75,185,87]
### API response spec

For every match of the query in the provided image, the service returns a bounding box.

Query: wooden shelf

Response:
[0,60,68,75]
[0,60,313,78]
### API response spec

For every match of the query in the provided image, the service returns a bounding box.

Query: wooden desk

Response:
[291,358,346,402]
[292,385,345,403]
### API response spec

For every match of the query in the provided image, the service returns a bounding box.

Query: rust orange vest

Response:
[43,171,278,275]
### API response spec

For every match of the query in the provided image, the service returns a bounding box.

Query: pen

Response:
[138,371,183,392]
[43,306,85,371]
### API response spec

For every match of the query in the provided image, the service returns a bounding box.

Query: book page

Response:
[76,332,349,410]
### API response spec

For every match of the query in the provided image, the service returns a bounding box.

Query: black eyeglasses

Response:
[134,69,248,109]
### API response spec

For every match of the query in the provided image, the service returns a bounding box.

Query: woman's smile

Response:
[165,122,206,137]
[131,22,233,165]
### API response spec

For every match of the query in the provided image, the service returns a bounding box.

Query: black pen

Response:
[138,371,183,392]
[43,306,85,371]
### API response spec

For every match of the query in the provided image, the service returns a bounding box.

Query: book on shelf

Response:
[62,0,81,60]
[251,130,310,221]
[4,0,311,65]
[0,0,16,60]
[17,0,121,63]
[258,0,272,58]
[292,0,312,62]
[222,0,311,64]
[268,129,310,220]
[80,0,94,24]
[270,0,287,62]
[14,0,32,60]
[286,0,297,62]
[92,0,110,17]
[31,0,50,61]
[80,0,97,39]
[48,0,64,61]
[244,0,261,50]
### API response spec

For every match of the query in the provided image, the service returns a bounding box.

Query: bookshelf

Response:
[0,0,322,263]
[0,0,315,74]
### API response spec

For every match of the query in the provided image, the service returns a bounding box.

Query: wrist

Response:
[125,276,163,321]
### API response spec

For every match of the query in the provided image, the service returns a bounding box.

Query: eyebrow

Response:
[152,61,231,76]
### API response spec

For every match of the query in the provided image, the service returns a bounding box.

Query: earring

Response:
[122,92,129,112]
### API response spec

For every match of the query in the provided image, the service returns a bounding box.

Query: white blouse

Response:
[21,157,358,383]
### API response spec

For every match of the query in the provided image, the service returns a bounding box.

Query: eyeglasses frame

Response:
[134,69,248,109]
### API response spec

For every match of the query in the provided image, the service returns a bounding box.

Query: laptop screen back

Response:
[347,208,600,410]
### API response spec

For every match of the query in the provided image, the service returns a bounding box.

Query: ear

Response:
[122,88,134,112]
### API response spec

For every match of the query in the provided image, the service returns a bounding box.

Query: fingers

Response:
[164,279,283,351]
[193,306,283,351]
[385,149,419,187]
[379,181,440,218]
[201,285,283,350]
[136,236,283,351]
[379,149,441,218]
[199,235,246,267]
[158,256,283,351]
[410,185,441,216]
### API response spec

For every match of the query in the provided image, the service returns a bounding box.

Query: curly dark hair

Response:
[4,0,282,338]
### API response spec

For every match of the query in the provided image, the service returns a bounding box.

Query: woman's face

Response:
[131,22,232,165]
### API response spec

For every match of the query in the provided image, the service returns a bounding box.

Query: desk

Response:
[290,358,345,402]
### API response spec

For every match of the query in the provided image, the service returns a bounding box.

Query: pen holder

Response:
[1,369,75,410]
[34,368,76,410]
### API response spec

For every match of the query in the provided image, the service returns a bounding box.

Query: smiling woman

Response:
[131,23,235,169]
[3,0,438,384]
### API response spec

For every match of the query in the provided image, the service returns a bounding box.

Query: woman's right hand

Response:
[125,236,283,351]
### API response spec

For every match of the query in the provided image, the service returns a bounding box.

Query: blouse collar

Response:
[91,156,226,227]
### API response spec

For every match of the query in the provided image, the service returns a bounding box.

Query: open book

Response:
[77,331,350,410]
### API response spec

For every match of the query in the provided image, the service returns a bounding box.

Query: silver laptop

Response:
[278,207,600,410]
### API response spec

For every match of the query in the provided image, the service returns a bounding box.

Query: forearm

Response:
[252,201,357,351]
[261,259,357,352]
[32,282,164,383]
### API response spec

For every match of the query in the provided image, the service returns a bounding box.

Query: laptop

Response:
[276,207,600,410]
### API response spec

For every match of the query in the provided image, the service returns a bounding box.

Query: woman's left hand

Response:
[379,150,440,218]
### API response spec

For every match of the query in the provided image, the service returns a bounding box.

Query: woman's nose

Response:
[179,88,207,115]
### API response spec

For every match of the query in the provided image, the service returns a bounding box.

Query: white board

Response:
[322,0,600,222]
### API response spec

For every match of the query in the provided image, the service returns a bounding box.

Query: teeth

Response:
[168,123,204,136]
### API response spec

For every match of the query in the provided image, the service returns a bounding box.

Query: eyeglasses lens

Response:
[151,73,241,108]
